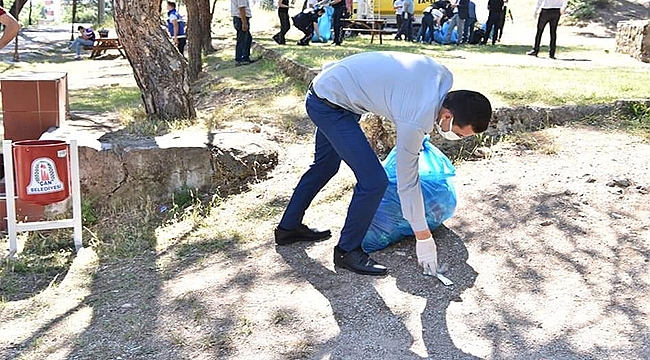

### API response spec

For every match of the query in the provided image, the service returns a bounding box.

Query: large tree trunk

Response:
[113,0,195,119]
[9,0,28,17]
[186,0,214,80]
[185,0,202,80]
[198,0,214,54]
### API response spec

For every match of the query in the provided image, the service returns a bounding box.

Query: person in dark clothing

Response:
[273,0,291,44]
[293,7,325,45]
[395,0,414,41]
[431,0,452,26]
[496,0,512,42]
[462,0,476,43]
[445,0,468,44]
[457,0,469,43]
[418,6,434,43]
[483,0,504,45]
[527,0,567,58]
[331,0,347,45]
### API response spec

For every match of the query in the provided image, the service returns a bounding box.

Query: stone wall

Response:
[616,20,650,63]
[252,42,319,84]
[42,129,279,209]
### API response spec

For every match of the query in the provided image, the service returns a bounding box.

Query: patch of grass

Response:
[174,292,208,322]
[257,37,591,68]
[620,103,650,139]
[201,51,306,131]
[271,307,297,325]
[460,65,650,106]
[82,199,99,226]
[89,204,161,259]
[235,316,253,337]
[70,85,142,112]
[120,107,197,137]
[579,102,650,139]
[174,232,242,259]
[244,198,287,221]
[503,131,558,154]
[256,38,648,107]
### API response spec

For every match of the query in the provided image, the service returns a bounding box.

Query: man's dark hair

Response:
[442,90,492,133]
[167,1,177,8]
[77,25,84,31]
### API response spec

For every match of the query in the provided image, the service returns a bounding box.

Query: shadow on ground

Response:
[276,226,479,359]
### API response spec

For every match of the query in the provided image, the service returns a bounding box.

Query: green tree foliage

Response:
[61,0,112,23]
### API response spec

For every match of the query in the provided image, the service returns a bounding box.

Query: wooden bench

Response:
[83,38,126,59]
[342,18,389,44]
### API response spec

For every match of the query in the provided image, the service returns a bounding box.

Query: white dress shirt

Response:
[535,0,568,12]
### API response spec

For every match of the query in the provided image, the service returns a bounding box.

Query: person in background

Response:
[496,0,512,42]
[231,0,255,65]
[462,0,476,44]
[69,26,95,60]
[331,0,347,45]
[274,51,492,277]
[273,0,291,44]
[166,2,187,54]
[396,0,414,41]
[483,0,504,45]
[527,0,567,58]
[445,0,468,45]
[0,6,19,50]
[393,0,404,39]
[292,6,326,45]
[441,0,454,26]
[418,5,440,44]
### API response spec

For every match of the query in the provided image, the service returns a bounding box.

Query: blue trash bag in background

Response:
[312,6,334,42]
[433,22,458,44]
[361,137,457,253]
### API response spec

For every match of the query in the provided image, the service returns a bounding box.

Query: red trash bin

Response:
[13,140,70,205]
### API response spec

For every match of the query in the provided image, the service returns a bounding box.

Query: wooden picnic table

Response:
[342,18,388,44]
[90,38,126,59]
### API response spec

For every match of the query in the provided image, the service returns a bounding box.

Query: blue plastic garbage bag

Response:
[361,137,457,253]
[312,6,334,42]
[433,22,458,44]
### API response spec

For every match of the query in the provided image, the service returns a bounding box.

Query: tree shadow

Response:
[276,225,479,359]
[584,0,650,32]
[452,181,650,358]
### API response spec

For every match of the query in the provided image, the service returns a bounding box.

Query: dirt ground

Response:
[1,9,650,360]
[2,123,648,359]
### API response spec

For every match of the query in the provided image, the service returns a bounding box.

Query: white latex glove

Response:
[416,236,438,276]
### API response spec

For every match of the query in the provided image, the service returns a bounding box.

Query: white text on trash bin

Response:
[26,157,64,195]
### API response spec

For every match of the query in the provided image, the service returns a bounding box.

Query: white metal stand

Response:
[2,139,83,257]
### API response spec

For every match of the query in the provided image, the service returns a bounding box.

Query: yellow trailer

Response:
[352,0,436,25]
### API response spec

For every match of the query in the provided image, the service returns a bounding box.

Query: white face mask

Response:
[436,117,462,141]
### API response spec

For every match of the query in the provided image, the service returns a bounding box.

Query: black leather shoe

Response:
[334,247,388,276]
[526,50,538,57]
[275,224,331,245]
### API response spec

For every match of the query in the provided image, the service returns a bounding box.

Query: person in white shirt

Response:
[393,0,405,36]
[231,0,255,65]
[527,0,568,59]
[274,52,492,276]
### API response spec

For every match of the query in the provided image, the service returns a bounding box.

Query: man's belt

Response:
[309,84,342,110]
